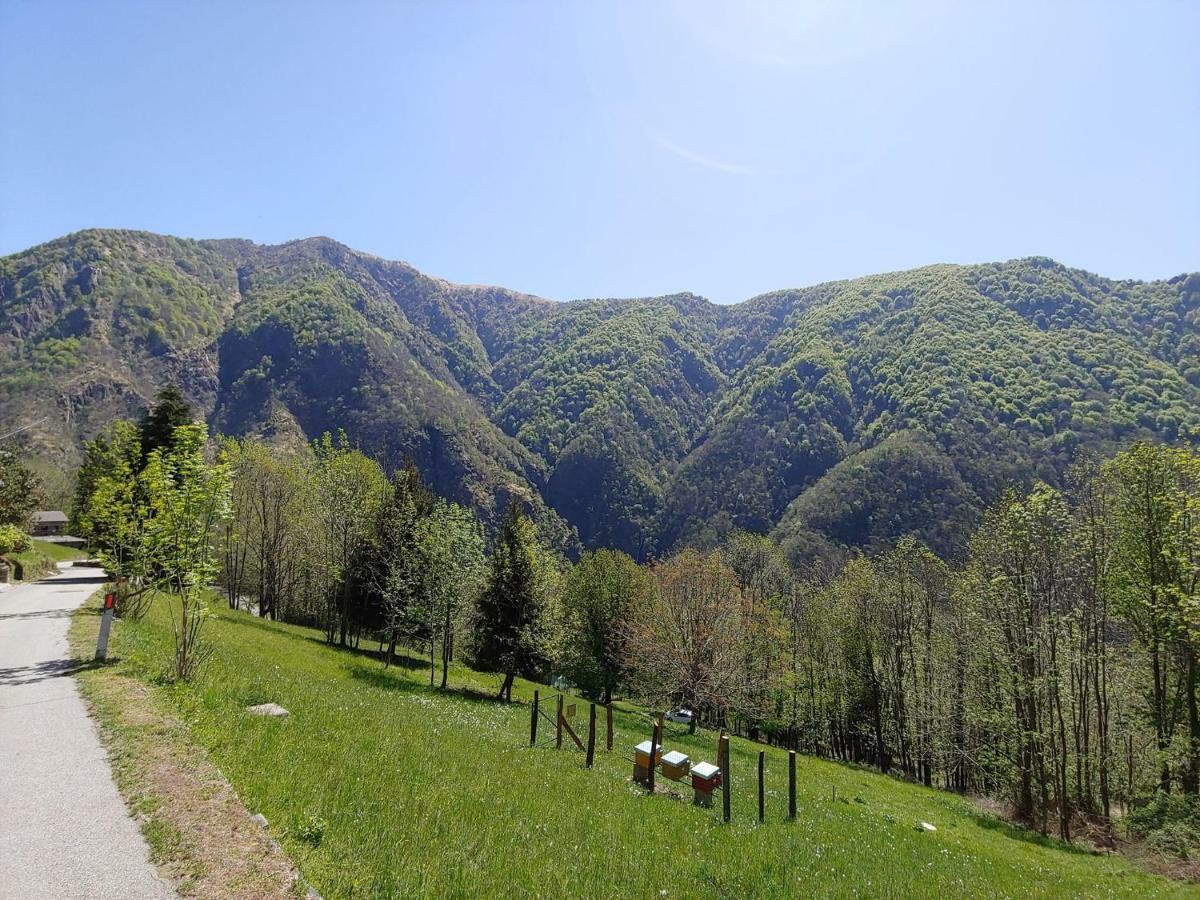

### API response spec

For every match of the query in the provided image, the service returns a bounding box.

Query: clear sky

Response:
[1,1,1196,303]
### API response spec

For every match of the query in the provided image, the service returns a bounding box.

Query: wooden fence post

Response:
[758,751,765,822]
[720,733,731,823]
[657,712,664,776]
[788,750,797,820]
[586,703,596,768]
[646,716,660,794]
[606,703,613,751]
[556,694,563,750]
[530,690,539,746]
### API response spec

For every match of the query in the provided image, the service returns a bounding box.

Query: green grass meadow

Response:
[89,596,1194,899]
[29,537,83,561]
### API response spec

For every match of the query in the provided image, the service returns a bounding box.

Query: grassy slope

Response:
[68,596,303,898]
[29,537,82,561]
[94,598,1193,899]
[9,537,82,580]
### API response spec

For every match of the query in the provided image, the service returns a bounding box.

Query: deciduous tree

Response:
[559,549,652,703]
[141,423,231,680]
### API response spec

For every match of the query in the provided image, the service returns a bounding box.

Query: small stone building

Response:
[29,510,68,537]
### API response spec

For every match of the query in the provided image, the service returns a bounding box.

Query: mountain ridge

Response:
[3,228,1196,560]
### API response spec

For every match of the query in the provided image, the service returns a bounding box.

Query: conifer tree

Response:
[475,502,546,702]
[138,385,194,462]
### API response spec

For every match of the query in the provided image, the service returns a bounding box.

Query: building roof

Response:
[30,510,68,523]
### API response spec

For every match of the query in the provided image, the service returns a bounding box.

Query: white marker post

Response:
[95,591,116,661]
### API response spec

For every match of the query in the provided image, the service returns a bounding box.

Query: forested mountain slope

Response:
[3,229,1196,559]
[661,261,1200,558]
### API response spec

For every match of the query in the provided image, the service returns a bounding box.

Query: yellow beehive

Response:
[632,739,663,785]
[634,739,663,767]
[661,750,690,781]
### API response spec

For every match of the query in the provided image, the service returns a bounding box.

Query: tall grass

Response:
[102,597,1190,898]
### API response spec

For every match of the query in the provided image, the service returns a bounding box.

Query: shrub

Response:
[1146,822,1199,859]
[1129,792,1200,858]
[1128,791,1200,836]
[0,524,31,555]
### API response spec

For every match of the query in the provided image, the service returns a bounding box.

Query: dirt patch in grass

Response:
[69,597,306,899]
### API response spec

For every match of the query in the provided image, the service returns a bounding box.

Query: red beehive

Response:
[691,760,721,793]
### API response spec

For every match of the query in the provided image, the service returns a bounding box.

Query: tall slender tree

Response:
[1108,443,1200,795]
[312,432,388,646]
[362,463,433,667]
[474,502,547,702]
[421,499,485,689]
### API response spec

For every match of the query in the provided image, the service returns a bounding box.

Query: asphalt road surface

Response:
[0,565,173,899]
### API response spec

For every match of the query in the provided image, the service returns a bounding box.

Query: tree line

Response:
[70,388,1199,844]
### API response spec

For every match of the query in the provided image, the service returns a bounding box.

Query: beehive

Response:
[661,750,690,781]
[690,760,721,792]
[634,739,663,766]
[632,739,663,785]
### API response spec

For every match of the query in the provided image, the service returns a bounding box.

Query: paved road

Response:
[0,566,173,899]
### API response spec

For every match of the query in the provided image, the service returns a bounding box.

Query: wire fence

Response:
[526,691,799,824]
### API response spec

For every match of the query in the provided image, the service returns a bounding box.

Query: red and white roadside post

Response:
[95,591,116,661]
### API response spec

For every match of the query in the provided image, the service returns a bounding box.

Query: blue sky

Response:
[1,1,1196,303]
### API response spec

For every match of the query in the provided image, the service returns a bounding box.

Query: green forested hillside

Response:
[658,262,1199,557]
[489,294,725,555]
[2,230,1196,559]
[209,238,561,537]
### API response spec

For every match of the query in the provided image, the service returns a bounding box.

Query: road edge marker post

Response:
[95,591,116,661]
